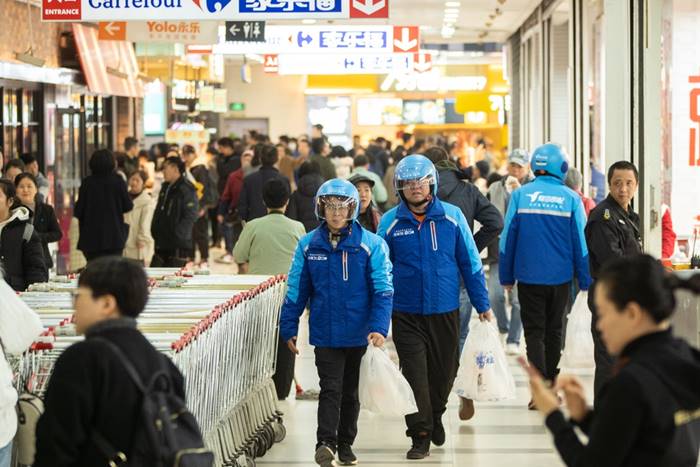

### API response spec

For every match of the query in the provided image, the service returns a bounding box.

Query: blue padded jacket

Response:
[499,175,592,289]
[280,221,393,348]
[377,198,489,315]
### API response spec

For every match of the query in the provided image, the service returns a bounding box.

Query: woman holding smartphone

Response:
[524,254,700,467]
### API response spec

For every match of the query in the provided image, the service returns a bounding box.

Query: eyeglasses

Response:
[399,179,432,190]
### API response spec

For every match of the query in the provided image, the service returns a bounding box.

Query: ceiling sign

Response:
[225,21,265,42]
[98,21,219,44]
[277,53,416,75]
[380,69,488,92]
[263,54,279,73]
[42,0,387,21]
[216,25,419,55]
[413,52,432,73]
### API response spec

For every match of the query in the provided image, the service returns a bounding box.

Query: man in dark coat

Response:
[151,157,199,267]
[74,149,133,261]
[285,160,323,232]
[238,144,290,222]
[216,137,242,195]
[34,257,187,467]
[585,161,642,399]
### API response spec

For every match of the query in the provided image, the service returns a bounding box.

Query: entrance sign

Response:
[43,0,388,21]
[216,25,419,55]
[98,21,218,43]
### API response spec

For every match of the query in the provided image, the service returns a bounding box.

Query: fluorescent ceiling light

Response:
[444,17,458,23]
[445,1,460,6]
[444,8,459,14]
[444,12,459,17]
[302,19,316,24]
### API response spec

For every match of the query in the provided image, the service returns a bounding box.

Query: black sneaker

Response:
[337,444,358,465]
[432,416,446,446]
[406,435,431,460]
[315,444,337,467]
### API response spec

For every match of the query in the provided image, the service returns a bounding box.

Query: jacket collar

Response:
[605,194,637,218]
[533,175,564,186]
[85,317,137,338]
[309,221,363,251]
[396,197,445,223]
[619,329,673,360]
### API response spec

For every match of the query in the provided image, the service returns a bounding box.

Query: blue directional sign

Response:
[238,0,347,19]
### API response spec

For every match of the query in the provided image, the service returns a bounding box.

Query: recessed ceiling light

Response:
[445,1,460,6]
[444,8,459,14]
[302,19,316,24]
[444,18,458,24]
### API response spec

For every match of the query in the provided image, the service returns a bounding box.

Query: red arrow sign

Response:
[393,26,419,53]
[264,54,279,74]
[350,0,389,18]
[413,53,432,73]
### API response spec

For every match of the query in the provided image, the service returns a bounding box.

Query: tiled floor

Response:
[255,314,594,467]
[207,248,591,467]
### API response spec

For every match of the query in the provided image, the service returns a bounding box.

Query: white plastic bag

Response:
[359,345,418,417]
[453,321,516,402]
[559,292,595,371]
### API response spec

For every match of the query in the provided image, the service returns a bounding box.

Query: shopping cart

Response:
[14,270,288,467]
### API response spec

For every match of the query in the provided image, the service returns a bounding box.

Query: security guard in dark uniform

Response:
[585,161,642,400]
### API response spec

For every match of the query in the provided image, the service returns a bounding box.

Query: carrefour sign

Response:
[42,0,388,21]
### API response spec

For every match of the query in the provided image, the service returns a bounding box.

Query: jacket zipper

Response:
[430,221,438,251]
[342,251,348,281]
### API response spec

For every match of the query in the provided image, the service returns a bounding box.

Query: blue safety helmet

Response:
[314,178,360,221]
[393,154,439,197]
[530,143,569,181]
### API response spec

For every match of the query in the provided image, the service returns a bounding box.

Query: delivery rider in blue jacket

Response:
[280,179,393,467]
[499,143,592,409]
[377,155,492,460]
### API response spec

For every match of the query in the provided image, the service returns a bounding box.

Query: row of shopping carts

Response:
[14,268,288,467]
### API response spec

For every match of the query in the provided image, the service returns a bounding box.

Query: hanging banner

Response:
[98,21,219,44]
[42,0,388,21]
[216,25,419,55]
[277,53,416,75]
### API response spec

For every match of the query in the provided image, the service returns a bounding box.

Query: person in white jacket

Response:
[123,171,155,266]
[0,275,43,466]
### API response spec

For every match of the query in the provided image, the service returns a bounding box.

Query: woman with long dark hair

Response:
[526,254,700,467]
[14,173,62,270]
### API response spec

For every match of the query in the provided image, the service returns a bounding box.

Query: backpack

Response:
[92,338,214,467]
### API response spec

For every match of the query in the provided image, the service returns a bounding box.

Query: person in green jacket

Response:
[233,178,306,399]
[310,138,338,181]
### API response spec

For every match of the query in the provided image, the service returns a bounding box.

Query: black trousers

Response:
[392,310,459,438]
[315,346,366,449]
[151,248,190,268]
[518,282,570,381]
[272,334,296,400]
[588,281,614,402]
[83,249,123,262]
[192,215,209,262]
[208,208,221,245]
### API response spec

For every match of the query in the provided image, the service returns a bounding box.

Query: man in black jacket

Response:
[238,144,290,222]
[585,161,642,399]
[216,137,242,196]
[34,256,187,467]
[151,157,199,267]
[424,146,503,422]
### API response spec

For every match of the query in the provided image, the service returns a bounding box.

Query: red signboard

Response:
[264,54,279,74]
[392,26,419,53]
[689,75,700,167]
[42,0,81,21]
[413,53,432,73]
[349,0,389,19]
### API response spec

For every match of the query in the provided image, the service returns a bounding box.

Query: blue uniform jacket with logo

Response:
[377,198,490,315]
[280,221,393,348]
[499,175,592,289]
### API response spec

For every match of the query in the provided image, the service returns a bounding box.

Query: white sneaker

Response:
[506,343,521,356]
[215,254,233,264]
